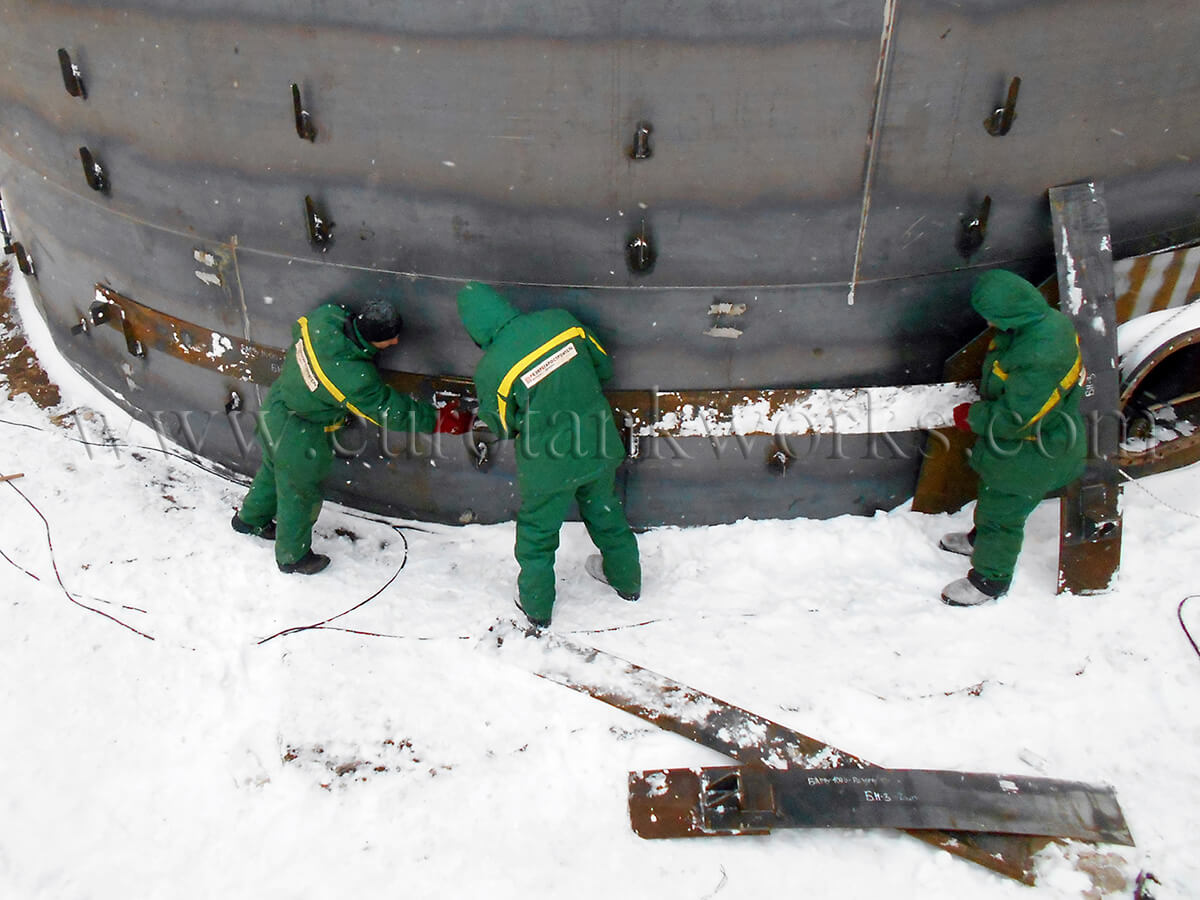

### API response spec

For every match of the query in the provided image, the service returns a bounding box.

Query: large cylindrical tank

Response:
[1,0,1198,524]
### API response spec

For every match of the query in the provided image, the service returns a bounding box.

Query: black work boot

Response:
[232,512,276,541]
[278,551,331,575]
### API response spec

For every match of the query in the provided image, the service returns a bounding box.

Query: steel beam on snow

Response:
[629,765,1133,846]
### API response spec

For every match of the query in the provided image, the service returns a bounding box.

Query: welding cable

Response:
[1180,596,1200,662]
[257,526,410,645]
[2,476,154,640]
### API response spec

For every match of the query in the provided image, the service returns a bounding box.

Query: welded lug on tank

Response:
[471,436,494,471]
[0,191,13,254]
[305,195,334,250]
[78,147,109,194]
[767,444,790,476]
[630,121,653,160]
[957,195,991,259]
[57,48,86,99]
[621,413,641,461]
[12,242,36,278]
[88,297,143,357]
[626,219,655,274]
[984,76,1021,136]
[292,83,317,142]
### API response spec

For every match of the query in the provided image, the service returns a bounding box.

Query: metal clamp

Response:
[768,445,790,476]
[292,83,317,142]
[626,219,655,274]
[13,242,36,277]
[304,195,334,250]
[957,194,991,259]
[471,436,495,471]
[88,298,144,357]
[631,120,653,160]
[58,48,87,99]
[984,76,1021,136]
[79,146,109,193]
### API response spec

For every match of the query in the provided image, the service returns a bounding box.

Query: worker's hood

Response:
[456,282,521,348]
[970,269,1049,331]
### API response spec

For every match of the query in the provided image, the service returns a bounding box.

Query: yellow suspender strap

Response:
[1023,337,1084,432]
[298,317,381,427]
[496,326,605,435]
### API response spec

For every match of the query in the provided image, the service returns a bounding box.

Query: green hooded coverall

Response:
[963,270,1087,583]
[456,282,641,622]
[238,303,437,567]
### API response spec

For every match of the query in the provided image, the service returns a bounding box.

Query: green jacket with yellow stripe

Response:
[267,303,437,433]
[965,270,1087,493]
[457,282,624,496]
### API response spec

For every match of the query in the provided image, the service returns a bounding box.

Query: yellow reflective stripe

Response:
[1023,343,1083,431]
[298,316,381,427]
[991,360,1008,381]
[496,326,585,435]
[587,333,608,356]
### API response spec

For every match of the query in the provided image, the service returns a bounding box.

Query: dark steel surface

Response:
[630,765,1133,845]
[1051,183,1123,595]
[2,0,1198,525]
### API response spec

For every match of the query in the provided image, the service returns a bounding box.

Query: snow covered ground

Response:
[2,264,1199,900]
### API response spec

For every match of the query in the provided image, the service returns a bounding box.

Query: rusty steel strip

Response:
[88,284,968,438]
[487,621,1047,884]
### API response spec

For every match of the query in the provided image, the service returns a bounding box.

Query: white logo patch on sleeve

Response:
[520,342,577,389]
[295,339,319,392]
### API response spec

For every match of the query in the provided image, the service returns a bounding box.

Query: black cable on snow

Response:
[257,526,410,645]
[1180,596,1200,662]
[3,477,154,640]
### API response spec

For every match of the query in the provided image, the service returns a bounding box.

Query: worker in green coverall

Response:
[456,281,641,628]
[939,269,1087,606]
[233,299,471,574]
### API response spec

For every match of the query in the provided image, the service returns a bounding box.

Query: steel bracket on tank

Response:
[304,195,334,249]
[626,219,655,274]
[957,195,991,258]
[79,147,109,194]
[984,76,1021,136]
[13,242,36,278]
[0,190,13,254]
[88,295,144,357]
[57,48,87,99]
[291,83,317,142]
[630,121,653,160]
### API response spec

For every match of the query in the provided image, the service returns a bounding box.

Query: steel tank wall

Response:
[1,0,1198,525]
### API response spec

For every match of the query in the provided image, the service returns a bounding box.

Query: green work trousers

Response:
[238,401,334,567]
[970,482,1046,583]
[515,464,641,621]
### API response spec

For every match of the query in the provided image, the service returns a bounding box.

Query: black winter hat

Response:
[355,299,404,343]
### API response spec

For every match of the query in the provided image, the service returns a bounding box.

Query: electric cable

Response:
[3,476,154,640]
[1179,596,1200,662]
[257,526,410,644]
